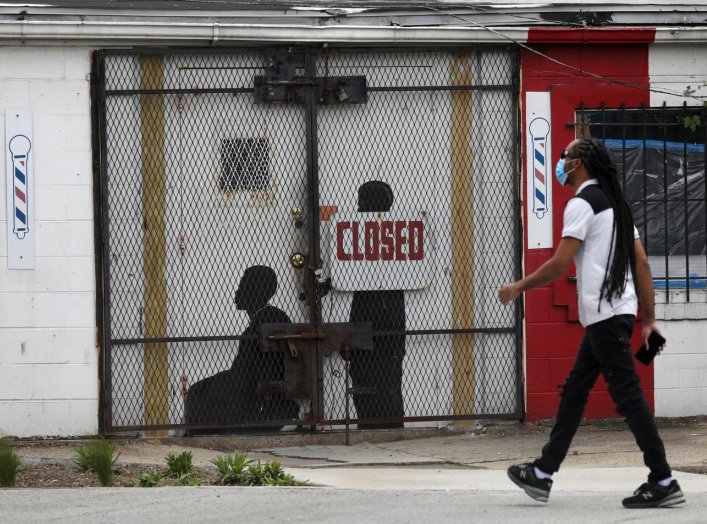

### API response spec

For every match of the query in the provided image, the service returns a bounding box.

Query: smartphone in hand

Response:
[635,331,666,366]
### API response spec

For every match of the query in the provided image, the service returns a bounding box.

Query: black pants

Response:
[349,347,405,430]
[534,314,671,483]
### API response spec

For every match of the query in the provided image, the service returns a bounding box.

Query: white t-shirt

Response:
[562,179,640,327]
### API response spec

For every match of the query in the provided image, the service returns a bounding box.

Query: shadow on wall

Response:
[184,265,298,433]
[348,181,406,429]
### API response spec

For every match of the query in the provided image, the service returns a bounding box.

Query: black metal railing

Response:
[573,103,707,302]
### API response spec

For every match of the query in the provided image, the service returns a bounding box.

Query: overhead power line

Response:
[423,6,707,104]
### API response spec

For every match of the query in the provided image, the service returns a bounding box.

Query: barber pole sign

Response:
[5,109,35,269]
[525,92,554,249]
[329,211,432,291]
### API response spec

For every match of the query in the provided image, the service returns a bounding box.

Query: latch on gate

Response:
[258,322,373,410]
[253,53,367,105]
[266,332,324,358]
[254,76,367,105]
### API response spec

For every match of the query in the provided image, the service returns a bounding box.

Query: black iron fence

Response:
[574,103,707,302]
[95,47,522,433]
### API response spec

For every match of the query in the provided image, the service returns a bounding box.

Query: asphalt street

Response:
[2,486,705,523]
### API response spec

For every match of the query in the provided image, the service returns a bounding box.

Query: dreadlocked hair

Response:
[574,138,637,304]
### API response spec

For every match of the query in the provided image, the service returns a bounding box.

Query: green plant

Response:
[164,451,195,478]
[682,114,702,132]
[132,471,163,488]
[74,439,120,487]
[245,461,268,486]
[211,453,252,485]
[211,453,294,487]
[0,437,22,488]
[261,461,296,486]
[245,460,296,487]
[177,472,202,486]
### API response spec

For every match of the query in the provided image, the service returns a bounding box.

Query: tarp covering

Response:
[607,139,706,258]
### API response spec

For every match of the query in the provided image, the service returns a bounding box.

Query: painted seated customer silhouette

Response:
[185,265,298,431]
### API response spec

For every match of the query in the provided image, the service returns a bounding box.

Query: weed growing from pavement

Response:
[74,439,120,487]
[165,451,195,478]
[177,472,202,486]
[132,471,163,488]
[122,450,296,488]
[211,452,295,487]
[0,437,22,487]
[211,452,252,485]
[164,451,202,485]
[250,461,295,486]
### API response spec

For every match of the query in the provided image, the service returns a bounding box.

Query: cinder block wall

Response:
[649,43,707,417]
[1,42,706,437]
[654,306,707,417]
[0,47,97,437]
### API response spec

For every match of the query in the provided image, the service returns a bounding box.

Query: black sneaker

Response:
[622,480,686,508]
[507,463,552,502]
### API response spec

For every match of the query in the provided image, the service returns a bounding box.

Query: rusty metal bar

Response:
[107,87,254,96]
[112,327,515,346]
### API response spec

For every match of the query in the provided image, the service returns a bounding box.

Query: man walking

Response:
[499,138,685,508]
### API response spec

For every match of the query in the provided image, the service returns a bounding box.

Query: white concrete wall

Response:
[649,43,707,417]
[0,47,97,437]
[654,298,707,417]
[5,41,706,437]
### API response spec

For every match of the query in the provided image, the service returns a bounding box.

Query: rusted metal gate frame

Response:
[93,46,524,433]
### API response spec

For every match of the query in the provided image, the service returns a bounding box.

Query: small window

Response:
[574,105,707,299]
[219,138,269,192]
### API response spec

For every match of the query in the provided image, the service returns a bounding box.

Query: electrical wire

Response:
[424,5,707,104]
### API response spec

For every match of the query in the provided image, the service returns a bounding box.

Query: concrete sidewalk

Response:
[256,418,707,491]
[6,419,707,522]
[13,418,706,489]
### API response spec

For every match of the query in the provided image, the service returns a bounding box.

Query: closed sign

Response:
[329,211,432,291]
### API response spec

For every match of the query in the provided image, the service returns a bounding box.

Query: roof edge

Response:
[1,21,707,46]
[0,20,530,45]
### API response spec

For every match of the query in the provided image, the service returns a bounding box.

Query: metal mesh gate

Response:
[96,47,521,433]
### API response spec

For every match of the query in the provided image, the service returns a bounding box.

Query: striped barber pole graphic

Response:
[5,108,35,269]
[528,117,550,220]
[9,135,31,239]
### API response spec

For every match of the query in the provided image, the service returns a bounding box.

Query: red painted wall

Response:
[522,28,656,421]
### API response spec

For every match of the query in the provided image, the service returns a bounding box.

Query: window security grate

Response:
[219,137,270,192]
[573,103,707,302]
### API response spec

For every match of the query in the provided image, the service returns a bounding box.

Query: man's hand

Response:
[497,238,581,306]
[642,321,665,355]
[499,283,522,305]
[633,238,663,353]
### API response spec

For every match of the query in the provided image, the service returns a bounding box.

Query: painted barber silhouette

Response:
[348,181,406,428]
[185,265,298,432]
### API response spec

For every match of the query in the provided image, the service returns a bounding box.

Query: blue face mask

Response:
[555,159,568,186]
[555,158,577,186]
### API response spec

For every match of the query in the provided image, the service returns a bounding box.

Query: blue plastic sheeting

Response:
[604,139,705,154]
[604,144,706,258]
[653,274,707,288]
